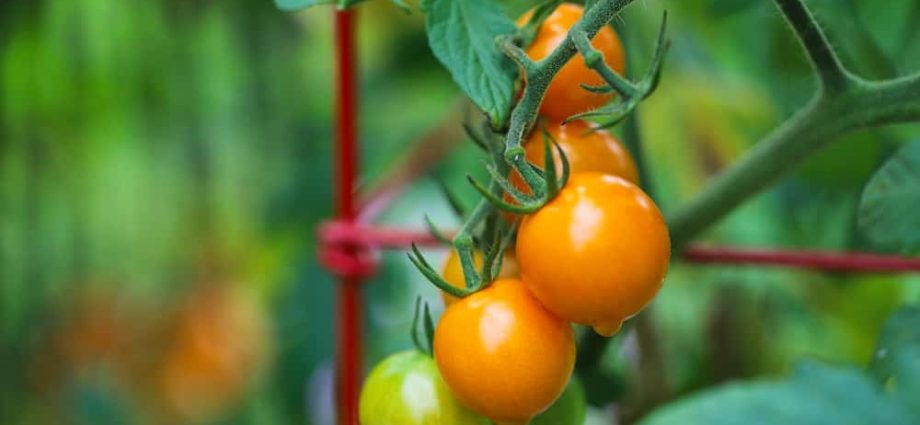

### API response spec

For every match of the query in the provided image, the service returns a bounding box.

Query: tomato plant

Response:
[3,0,920,422]
[434,278,575,424]
[359,350,489,425]
[274,0,920,423]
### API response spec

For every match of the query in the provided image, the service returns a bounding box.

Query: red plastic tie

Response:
[318,220,380,280]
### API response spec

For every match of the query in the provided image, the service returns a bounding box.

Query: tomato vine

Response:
[276,0,920,422]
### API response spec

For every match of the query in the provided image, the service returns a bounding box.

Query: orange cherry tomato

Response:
[434,278,575,425]
[503,120,638,220]
[509,119,638,194]
[516,173,669,336]
[527,120,638,184]
[518,3,626,120]
[440,248,519,305]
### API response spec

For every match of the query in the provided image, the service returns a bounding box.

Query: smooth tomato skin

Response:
[516,173,670,336]
[519,3,626,120]
[508,120,638,197]
[504,120,638,221]
[359,351,489,425]
[526,120,638,185]
[531,375,587,425]
[440,249,519,305]
[434,278,576,425]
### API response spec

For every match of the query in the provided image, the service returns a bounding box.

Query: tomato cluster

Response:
[360,3,668,424]
[509,2,669,337]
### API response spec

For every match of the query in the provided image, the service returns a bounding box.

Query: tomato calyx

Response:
[410,297,436,356]
[470,126,571,215]
[408,206,517,300]
[562,11,669,128]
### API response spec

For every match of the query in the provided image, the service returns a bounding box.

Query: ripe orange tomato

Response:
[503,120,638,220]
[527,120,638,184]
[516,173,670,336]
[509,119,638,194]
[434,278,575,425]
[440,248,519,305]
[519,3,626,120]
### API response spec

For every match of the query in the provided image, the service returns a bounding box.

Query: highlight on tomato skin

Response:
[433,278,576,425]
[517,2,627,121]
[516,172,670,336]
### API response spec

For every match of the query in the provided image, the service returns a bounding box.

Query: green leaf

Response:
[274,0,334,12]
[424,0,518,128]
[858,140,920,252]
[639,362,916,425]
[870,306,920,414]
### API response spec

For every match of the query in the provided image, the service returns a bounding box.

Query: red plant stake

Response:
[683,246,920,273]
[333,8,361,425]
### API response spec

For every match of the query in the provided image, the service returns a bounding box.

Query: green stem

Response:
[503,0,637,171]
[668,73,920,252]
[774,0,854,94]
[622,108,652,192]
[617,15,656,197]
[572,30,640,98]
[454,197,495,290]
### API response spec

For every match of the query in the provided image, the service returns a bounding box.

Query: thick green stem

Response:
[774,0,854,93]
[668,73,920,252]
[503,0,637,166]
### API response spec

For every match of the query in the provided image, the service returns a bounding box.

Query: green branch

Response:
[668,68,920,254]
[577,0,920,393]
[774,0,854,94]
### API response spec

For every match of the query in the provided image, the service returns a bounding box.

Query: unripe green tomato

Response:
[359,350,489,425]
[532,376,587,425]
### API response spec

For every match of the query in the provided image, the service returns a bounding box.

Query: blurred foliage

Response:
[858,140,920,253]
[639,306,920,425]
[1,0,919,424]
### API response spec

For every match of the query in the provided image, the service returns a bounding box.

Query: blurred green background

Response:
[1,0,918,424]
